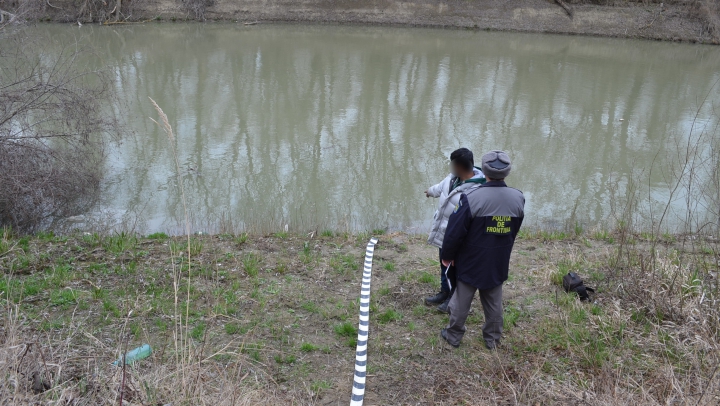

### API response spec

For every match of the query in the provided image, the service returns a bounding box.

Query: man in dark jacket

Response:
[439,150,525,349]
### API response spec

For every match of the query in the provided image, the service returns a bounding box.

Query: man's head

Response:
[450,148,474,179]
[481,150,511,181]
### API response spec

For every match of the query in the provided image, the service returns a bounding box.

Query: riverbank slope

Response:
[21,0,720,43]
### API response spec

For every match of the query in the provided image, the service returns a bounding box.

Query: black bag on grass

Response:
[562,272,595,301]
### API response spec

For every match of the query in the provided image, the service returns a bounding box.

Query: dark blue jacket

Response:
[441,181,525,291]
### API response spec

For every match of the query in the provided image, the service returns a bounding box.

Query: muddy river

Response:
[30,24,720,234]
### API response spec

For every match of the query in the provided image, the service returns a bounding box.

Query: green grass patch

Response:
[300,342,320,352]
[225,323,241,335]
[310,380,332,393]
[330,253,359,275]
[412,305,429,317]
[242,253,261,277]
[147,232,169,241]
[274,354,297,364]
[235,233,249,245]
[190,323,206,340]
[50,288,77,307]
[503,306,521,330]
[301,301,320,314]
[334,321,357,337]
[377,309,402,324]
[418,271,437,284]
[102,232,138,254]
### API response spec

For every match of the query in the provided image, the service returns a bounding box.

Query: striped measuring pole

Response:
[350,237,378,406]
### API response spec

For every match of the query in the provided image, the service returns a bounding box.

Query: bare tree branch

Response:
[0,31,123,232]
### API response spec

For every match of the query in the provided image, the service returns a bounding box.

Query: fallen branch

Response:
[102,17,155,25]
[46,0,62,10]
[0,8,19,25]
[554,0,573,18]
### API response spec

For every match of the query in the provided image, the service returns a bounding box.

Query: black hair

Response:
[450,148,474,172]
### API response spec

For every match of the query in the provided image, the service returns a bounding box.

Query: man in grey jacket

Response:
[424,148,485,313]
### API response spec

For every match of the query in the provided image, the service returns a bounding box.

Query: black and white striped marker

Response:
[350,237,378,406]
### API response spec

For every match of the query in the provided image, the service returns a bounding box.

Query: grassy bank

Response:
[1,228,718,405]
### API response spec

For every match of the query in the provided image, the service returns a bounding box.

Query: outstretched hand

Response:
[424,189,431,198]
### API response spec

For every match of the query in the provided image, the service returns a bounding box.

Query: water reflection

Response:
[34,24,720,233]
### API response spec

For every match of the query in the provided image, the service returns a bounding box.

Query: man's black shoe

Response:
[425,290,449,305]
[441,329,459,348]
[485,340,501,350]
[436,298,450,314]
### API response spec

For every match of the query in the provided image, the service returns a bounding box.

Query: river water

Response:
[29,24,720,234]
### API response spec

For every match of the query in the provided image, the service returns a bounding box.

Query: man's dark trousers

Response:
[445,280,503,348]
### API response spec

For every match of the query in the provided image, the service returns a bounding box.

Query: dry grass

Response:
[0,304,288,404]
[1,229,719,405]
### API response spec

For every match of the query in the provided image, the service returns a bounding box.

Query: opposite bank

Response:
[10,0,720,44]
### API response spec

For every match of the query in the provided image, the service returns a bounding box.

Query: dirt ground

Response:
[1,230,718,405]
[33,0,719,43]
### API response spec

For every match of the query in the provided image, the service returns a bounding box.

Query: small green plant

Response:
[334,321,357,337]
[274,262,288,274]
[102,299,121,318]
[593,230,614,243]
[399,271,415,283]
[190,323,206,340]
[310,380,332,392]
[147,232,169,241]
[22,279,43,297]
[320,230,334,238]
[301,301,320,313]
[129,322,141,338]
[383,262,395,272]
[235,233,249,245]
[243,253,261,277]
[102,232,138,254]
[418,271,436,284]
[17,236,30,253]
[155,319,168,331]
[539,230,568,242]
[36,231,55,242]
[503,306,521,330]
[249,350,261,362]
[371,229,386,236]
[274,231,288,239]
[330,253,359,275]
[550,267,565,286]
[274,354,297,364]
[225,323,241,335]
[50,288,77,307]
[193,237,206,254]
[378,283,391,296]
[91,287,107,300]
[412,305,428,317]
[300,342,320,352]
[40,319,63,331]
[574,222,584,236]
[377,309,402,324]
